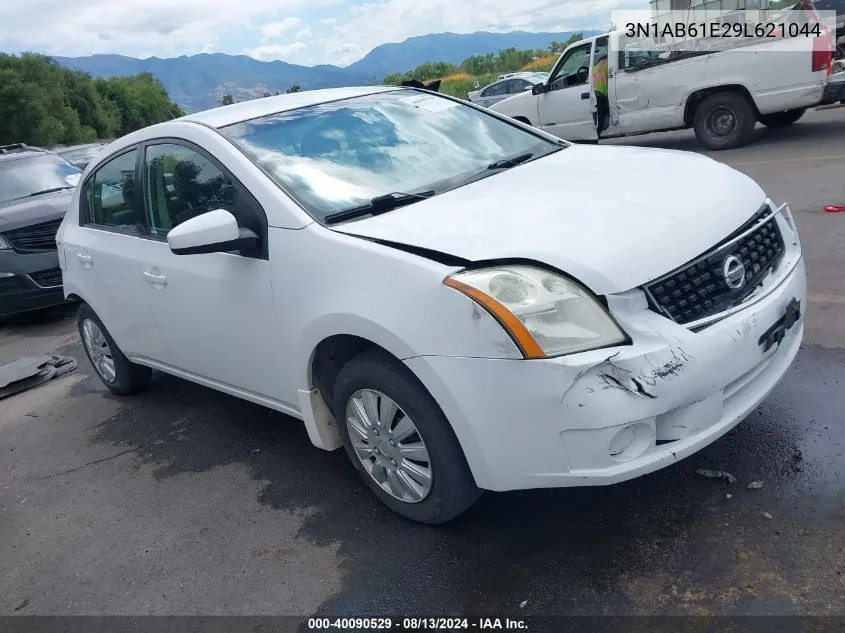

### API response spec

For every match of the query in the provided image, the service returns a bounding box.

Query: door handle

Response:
[581,92,590,100]
[142,271,167,285]
[76,253,93,265]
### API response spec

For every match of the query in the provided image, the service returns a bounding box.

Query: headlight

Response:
[444,265,628,358]
[0,235,10,250]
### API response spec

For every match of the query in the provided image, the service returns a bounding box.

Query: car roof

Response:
[179,85,401,129]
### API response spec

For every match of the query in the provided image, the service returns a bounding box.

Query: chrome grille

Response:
[644,205,786,325]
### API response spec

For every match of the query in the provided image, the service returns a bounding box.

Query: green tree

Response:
[286,85,301,93]
[220,94,235,105]
[0,53,183,145]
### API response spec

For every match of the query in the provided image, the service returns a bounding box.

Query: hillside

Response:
[53,30,591,112]
[53,53,373,113]
[347,30,589,78]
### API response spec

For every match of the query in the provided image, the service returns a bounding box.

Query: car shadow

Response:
[75,342,843,616]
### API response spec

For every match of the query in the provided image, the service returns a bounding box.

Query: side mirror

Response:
[167,209,259,256]
[532,83,547,95]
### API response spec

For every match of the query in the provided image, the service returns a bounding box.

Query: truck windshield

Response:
[0,155,81,205]
[220,90,563,220]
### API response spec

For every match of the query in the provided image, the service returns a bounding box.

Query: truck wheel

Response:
[78,303,152,395]
[759,108,806,129]
[333,350,481,524]
[693,92,756,150]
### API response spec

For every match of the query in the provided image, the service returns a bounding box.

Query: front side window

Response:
[220,90,562,220]
[0,155,80,205]
[144,144,236,236]
[507,79,531,93]
[549,44,593,90]
[485,81,508,97]
[82,149,140,231]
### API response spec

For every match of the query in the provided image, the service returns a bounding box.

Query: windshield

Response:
[0,154,81,205]
[220,90,561,219]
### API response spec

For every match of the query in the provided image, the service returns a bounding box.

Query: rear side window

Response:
[82,149,141,231]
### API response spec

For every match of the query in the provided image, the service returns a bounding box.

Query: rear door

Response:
[537,41,598,141]
[61,147,171,363]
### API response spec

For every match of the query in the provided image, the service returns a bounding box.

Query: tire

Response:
[759,108,806,129]
[332,350,481,524]
[693,92,756,150]
[77,303,152,395]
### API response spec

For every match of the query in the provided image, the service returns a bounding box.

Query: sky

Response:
[0,0,637,67]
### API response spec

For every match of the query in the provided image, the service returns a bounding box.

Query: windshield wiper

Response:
[24,186,75,198]
[487,152,534,171]
[324,191,436,225]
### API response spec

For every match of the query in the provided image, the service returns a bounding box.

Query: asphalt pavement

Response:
[1,107,844,618]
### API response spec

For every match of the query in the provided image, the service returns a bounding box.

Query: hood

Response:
[0,189,74,233]
[331,144,768,295]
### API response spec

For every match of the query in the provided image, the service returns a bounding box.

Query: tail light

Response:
[812,27,834,73]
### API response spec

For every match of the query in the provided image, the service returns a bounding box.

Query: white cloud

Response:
[246,42,308,60]
[261,17,303,40]
[0,0,638,66]
[322,0,629,65]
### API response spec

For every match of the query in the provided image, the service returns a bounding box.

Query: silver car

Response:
[467,73,549,108]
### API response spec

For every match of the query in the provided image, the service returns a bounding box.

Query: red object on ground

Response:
[823,205,845,213]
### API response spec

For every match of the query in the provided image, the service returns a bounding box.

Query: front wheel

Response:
[759,108,806,129]
[693,92,756,150]
[333,350,481,524]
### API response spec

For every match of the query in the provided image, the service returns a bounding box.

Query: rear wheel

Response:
[759,108,806,129]
[333,350,481,524]
[693,92,756,150]
[78,303,152,395]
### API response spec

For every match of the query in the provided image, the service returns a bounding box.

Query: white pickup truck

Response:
[490,21,838,149]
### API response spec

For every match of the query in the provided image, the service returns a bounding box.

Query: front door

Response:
[477,80,509,108]
[537,41,599,141]
[137,140,286,404]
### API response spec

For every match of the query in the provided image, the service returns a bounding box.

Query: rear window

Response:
[0,155,81,205]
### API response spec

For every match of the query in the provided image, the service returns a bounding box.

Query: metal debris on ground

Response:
[0,354,78,399]
[762,512,773,520]
[519,601,527,608]
[747,481,765,489]
[695,468,737,484]
[726,493,733,499]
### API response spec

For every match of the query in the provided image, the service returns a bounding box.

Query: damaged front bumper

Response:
[405,211,806,492]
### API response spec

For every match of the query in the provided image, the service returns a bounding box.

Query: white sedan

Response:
[56,86,806,523]
[467,73,549,108]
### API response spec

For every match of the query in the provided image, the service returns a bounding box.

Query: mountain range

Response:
[54,30,587,112]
